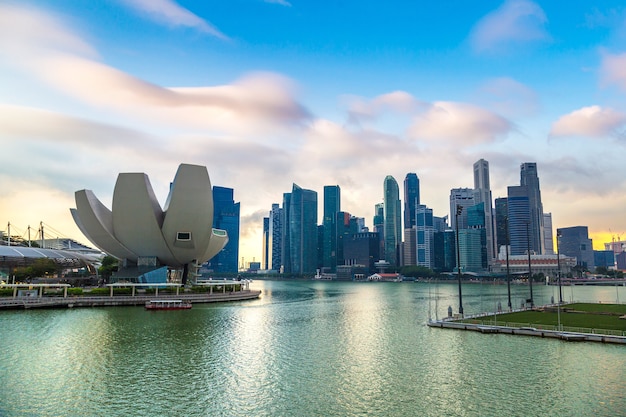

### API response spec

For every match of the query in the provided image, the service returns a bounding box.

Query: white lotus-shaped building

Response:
[70,163,228,271]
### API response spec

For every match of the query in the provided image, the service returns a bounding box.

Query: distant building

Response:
[543,213,554,254]
[449,188,474,230]
[557,226,594,270]
[342,232,380,274]
[322,185,341,272]
[520,162,545,254]
[269,203,283,271]
[507,185,531,256]
[494,197,508,255]
[492,252,575,278]
[262,217,269,270]
[383,176,401,267]
[285,184,318,275]
[473,159,495,264]
[416,204,434,268]
[594,250,615,270]
[208,186,240,274]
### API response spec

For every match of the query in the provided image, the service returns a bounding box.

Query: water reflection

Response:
[0,281,624,417]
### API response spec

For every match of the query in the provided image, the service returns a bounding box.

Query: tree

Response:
[98,256,119,283]
[400,265,434,278]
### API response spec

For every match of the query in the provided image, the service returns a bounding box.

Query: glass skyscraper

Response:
[520,162,544,254]
[323,185,340,272]
[208,186,240,273]
[507,185,531,256]
[383,176,401,267]
[473,159,494,264]
[287,184,318,275]
[269,203,282,271]
[403,173,420,266]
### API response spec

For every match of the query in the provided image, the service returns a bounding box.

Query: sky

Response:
[2,0,626,266]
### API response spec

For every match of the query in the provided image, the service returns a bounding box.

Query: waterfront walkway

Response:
[427,311,626,345]
[0,290,261,310]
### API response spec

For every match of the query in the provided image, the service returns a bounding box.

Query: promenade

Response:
[0,290,261,310]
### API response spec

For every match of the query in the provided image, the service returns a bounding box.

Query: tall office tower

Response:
[507,185,530,256]
[373,203,385,258]
[494,198,509,256]
[520,162,545,254]
[269,203,283,271]
[543,213,554,254]
[383,176,401,267]
[208,186,240,273]
[403,173,420,228]
[354,217,366,232]
[557,226,594,270]
[335,211,357,266]
[403,173,420,266]
[473,159,495,264]
[322,185,341,272]
[458,228,484,272]
[262,217,270,270]
[281,192,292,274]
[466,202,488,269]
[416,204,434,268]
[449,188,475,230]
[288,184,318,275]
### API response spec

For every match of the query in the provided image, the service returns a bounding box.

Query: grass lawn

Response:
[466,303,626,332]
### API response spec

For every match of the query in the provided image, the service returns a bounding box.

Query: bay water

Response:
[1,280,624,416]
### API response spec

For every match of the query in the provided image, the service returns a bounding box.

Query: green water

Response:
[0,281,624,416]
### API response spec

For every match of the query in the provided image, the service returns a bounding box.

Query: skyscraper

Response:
[208,186,240,273]
[557,226,594,270]
[416,204,434,268]
[287,184,318,275]
[262,216,269,270]
[494,197,509,257]
[281,192,292,274]
[269,203,283,271]
[403,173,420,266]
[449,188,475,230]
[383,176,401,267]
[543,213,554,254]
[520,162,544,254]
[323,185,341,272]
[403,173,420,229]
[507,185,530,256]
[473,159,495,264]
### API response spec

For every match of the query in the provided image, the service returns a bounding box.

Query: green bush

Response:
[67,288,83,296]
[88,287,111,295]
[0,288,14,297]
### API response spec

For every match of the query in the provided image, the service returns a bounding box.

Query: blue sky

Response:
[2,0,626,264]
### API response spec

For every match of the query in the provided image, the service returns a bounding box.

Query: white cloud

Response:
[0,5,309,133]
[470,0,549,53]
[119,0,228,38]
[346,91,424,124]
[600,51,626,92]
[550,105,626,138]
[409,102,513,144]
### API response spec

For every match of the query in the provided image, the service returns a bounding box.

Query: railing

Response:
[464,319,626,337]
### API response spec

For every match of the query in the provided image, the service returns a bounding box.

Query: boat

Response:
[145,299,192,310]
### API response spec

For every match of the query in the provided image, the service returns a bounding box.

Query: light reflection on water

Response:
[0,281,624,417]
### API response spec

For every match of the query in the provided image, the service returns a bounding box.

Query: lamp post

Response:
[526,221,533,308]
[505,215,512,311]
[455,205,464,316]
[556,230,562,304]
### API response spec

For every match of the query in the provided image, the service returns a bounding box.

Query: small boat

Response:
[145,299,192,310]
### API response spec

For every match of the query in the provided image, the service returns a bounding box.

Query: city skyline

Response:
[2,1,626,265]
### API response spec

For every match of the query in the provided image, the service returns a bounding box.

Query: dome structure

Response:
[70,163,228,269]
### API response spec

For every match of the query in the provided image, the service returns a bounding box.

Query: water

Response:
[0,281,624,416]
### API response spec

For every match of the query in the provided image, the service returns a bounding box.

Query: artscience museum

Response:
[70,164,228,284]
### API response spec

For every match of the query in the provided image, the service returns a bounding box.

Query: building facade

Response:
[208,186,240,273]
[383,176,401,267]
[473,159,495,264]
[322,185,341,272]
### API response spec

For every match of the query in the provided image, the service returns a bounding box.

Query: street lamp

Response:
[526,221,533,308]
[455,205,464,316]
[556,230,562,304]
[505,215,511,311]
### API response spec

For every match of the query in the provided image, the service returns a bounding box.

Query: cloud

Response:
[0,5,310,133]
[409,102,513,144]
[476,77,539,117]
[119,0,228,38]
[469,0,549,53]
[600,51,626,92]
[550,105,626,138]
[345,91,425,125]
[264,0,292,6]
